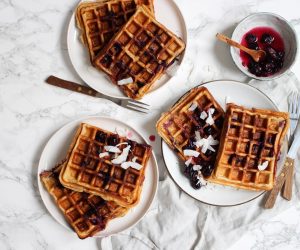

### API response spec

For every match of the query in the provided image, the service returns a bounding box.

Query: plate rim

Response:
[161,79,284,207]
[37,115,159,237]
[66,0,188,100]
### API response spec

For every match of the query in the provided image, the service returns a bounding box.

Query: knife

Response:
[264,120,300,208]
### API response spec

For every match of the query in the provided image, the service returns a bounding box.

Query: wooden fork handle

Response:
[45,75,98,97]
[264,157,293,209]
[216,33,252,53]
[282,158,294,200]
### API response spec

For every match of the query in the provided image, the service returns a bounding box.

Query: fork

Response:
[288,91,300,142]
[45,75,150,114]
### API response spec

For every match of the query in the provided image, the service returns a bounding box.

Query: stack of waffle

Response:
[40,123,152,239]
[157,87,289,191]
[76,0,185,99]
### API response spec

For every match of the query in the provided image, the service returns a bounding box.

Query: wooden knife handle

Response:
[264,157,293,209]
[282,158,294,200]
[45,75,98,97]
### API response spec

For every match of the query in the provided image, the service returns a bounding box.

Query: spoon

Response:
[216,33,266,62]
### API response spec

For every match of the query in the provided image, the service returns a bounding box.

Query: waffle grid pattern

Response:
[213,104,289,190]
[77,0,154,62]
[157,87,224,163]
[60,123,152,207]
[40,167,127,239]
[93,6,185,99]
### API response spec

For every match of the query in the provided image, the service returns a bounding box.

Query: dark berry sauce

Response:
[240,27,285,77]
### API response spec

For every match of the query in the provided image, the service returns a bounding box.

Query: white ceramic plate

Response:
[67,0,187,99]
[162,80,287,206]
[38,116,158,237]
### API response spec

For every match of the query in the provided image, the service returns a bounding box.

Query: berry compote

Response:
[240,27,285,77]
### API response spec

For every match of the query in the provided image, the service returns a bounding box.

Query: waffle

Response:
[211,103,289,191]
[93,6,186,99]
[59,123,152,207]
[76,0,154,62]
[40,163,128,239]
[156,86,225,189]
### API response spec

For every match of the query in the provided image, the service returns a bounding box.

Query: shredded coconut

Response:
[188,102,198,112]
[99,152,109,158]
[183,149,200,157]
[117,77,133,85]
[121,161,143,170]
[111,145,131,164]
[258,161,269,171]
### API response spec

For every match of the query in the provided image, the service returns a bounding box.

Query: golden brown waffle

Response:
[76,0,154,62]
[93,6,186,99]
[40,164,128,239]
[211,103,289,191]
[59,123,152,207]
[156,86,225,189]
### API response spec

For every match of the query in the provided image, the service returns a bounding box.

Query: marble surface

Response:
[1,0,300,249]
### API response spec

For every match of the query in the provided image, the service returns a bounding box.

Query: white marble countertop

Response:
[1,0,300,249]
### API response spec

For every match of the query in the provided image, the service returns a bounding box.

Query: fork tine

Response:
[128,99,150,107]
[126,105,148,114]
[128,100,150,110]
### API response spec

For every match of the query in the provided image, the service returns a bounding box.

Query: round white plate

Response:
[67,0,187,99]
[38,116,158,237]
[162,80,287,206]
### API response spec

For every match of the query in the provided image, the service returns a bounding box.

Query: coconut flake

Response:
[183,149,200,157]
[111,145,131,164]
[185,157,193,166]
[193,165,202,171]
[117,77,133,85]
[188,102,198,112]
[99,152,109,158]
[116,142,128,147]
[132,156,138,163]
[195,131,201,141]
[208,108,215,115]
[121,161,143,170]
[196,173,207,186]
[104,146,121,153]
[200,111,208,120]
[194,135,219,154]
[258,161,269,171]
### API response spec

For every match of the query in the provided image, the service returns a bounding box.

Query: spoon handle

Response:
[216,33,252,54]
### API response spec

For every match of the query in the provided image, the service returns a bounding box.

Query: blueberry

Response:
[183,139,196,150]
[248,42,259,50]
[205,149,214,157]
[191,179,202,189]
[261,33,274,44]
[248,61,263,76]
[204,126,212,135]
[95,131,106,143]
[201,165,214,177]
[245,33,258,43]
[215,118,223,128]
[266,47,279,60]
[107,136,119,146]
[264,63,275,74]
[277,51,285,60]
